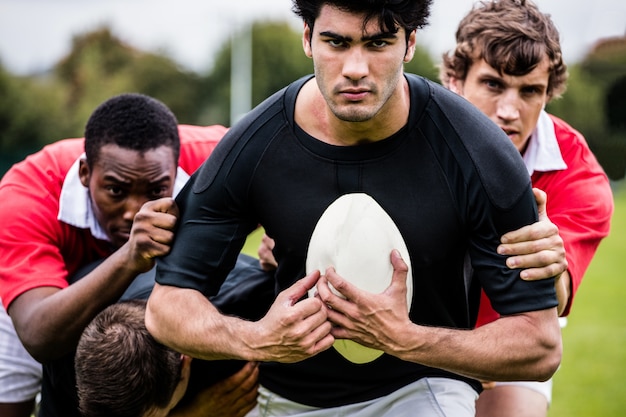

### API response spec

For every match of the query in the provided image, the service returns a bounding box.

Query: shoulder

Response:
[178,125,229,175]
[407,75,530,211]
[2,138,83,185]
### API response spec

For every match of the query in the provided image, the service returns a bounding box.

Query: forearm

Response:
[10,248,143,362]
[146,283,260,362]
[393,309,562,382]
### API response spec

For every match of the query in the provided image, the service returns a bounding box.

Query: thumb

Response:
[532,188,548,221]
[389,249,409,289]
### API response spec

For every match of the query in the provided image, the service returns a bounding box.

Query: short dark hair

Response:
[75,300,182,417]
[292,0,432,42]
[440,0,568,99]
[83,93,180,168]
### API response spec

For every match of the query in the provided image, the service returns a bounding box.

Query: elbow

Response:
[17,327,55,363]
[144,296,162,343]
[535,323,563,382]
[144,283,170,346]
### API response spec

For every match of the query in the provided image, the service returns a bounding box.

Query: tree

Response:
[55,26,205,127]
[0,64,73,174]
[200,21,313,126]
[547,36,626,181]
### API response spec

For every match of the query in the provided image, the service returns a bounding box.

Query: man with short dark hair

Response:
[146,1,564,415]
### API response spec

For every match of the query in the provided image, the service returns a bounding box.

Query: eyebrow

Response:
[102,173,173,185]
[319,30,398,43]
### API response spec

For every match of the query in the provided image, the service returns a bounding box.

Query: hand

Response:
[125,197,179,273]
[481,381,497,390]
[498,188,567,281]
[172,362,259,417]
[258,234,278,271]
[252,270,334,363]
[316,250,412,354]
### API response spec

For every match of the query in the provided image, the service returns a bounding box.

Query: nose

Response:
[122,196,149,222]
[342,47,368,80]
[496,91,521,122]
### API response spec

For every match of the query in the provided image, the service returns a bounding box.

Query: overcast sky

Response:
[0,0,624,75]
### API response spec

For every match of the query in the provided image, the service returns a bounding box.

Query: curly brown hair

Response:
[440,0,568,100]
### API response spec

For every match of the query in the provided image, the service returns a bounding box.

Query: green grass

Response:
[243,183,626,415]
[549,183,626,417]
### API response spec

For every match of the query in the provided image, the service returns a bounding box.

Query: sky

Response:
[0,0,624,76]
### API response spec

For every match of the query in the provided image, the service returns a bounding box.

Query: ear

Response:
[78,158,91,188]
[447,76,463,95]
[180,354,192,382]
[303,23,313,58]
[403,30,417,63]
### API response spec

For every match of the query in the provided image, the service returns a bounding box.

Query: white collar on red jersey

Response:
[522,110,568,175]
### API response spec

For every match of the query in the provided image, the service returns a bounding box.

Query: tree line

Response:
[0,21,624,180]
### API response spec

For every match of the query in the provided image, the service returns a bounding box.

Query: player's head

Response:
[440,0,567,100]
[84,93,180,168]
[76,300,191,417]
[79,94,180,248]
[292,0,432,44]
[440,0,568,152]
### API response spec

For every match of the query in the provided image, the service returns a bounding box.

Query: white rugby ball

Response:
[306,193,413,363]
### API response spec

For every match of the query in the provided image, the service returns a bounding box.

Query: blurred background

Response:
[0,1,625,415]
[1,0,625,179]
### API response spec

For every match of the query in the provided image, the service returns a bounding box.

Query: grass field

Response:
[243,182,626,415]
[549,182,626,416]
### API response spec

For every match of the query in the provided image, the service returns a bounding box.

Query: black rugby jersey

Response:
[156,74,557,407]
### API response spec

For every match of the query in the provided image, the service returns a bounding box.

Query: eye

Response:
[521,86,544,97]
[327,39,346,48]
[106,186,125,198]
[150,186,168,198]
[483,79,503,90]
[369,39,388,48]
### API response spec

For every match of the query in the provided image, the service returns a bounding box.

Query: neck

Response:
[296,77,410,146]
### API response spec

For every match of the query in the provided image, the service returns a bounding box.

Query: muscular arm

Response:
[9,198,178,362]
[146,271,335,364]
[318,250,562,382]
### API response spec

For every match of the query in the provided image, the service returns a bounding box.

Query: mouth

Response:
[500,127,519,138]
[339,88,370,101]
[113,229,131,242]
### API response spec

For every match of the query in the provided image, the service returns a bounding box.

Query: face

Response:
[79,144,177,249]
[448,57,550,153]
[302,4,416,123]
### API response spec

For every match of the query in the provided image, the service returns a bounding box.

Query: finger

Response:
[220,362,259,392]
[280,270,321,307]
[532,188,548,220]
[145,197,179,216]
[481,381,497,390]
[519,265,567,281]
[389,249,409,288]
[499,222,559,249]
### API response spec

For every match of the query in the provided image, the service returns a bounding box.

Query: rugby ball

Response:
[306,193,413,363]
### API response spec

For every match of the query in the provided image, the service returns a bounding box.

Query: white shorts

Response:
[247,378,478,417]
[493,379,553,404]
[0,300,42,403]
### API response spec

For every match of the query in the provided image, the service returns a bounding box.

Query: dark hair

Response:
[292,0,432,42]
[75,300,182,417]
[83,93,180,168]
[440,0,568,99]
